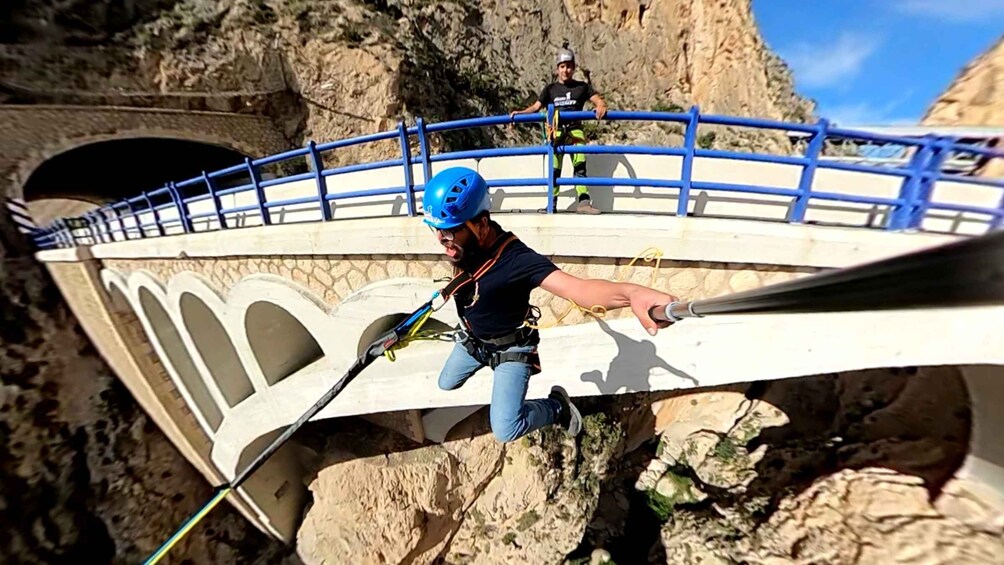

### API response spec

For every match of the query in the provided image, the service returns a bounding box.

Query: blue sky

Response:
[752,1,1004,126]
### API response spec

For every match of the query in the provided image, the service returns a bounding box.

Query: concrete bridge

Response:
[28,109,1004,542]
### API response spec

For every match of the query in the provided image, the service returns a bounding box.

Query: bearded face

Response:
[431,217,490,270]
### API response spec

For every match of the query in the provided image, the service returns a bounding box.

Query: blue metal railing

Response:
[30,106,1004,249]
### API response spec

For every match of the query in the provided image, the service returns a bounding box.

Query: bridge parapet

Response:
[32,107,1004,251]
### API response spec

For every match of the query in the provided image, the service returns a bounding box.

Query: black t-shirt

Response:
[454,237,559,340]
[538,80,596,112]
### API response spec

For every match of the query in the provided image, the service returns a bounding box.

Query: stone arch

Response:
[244,300,324,386]
[223,274,338,396]
[4,107,285,204]
[179,291,255,407]
[137,286,224,431]
[126,272,226,434]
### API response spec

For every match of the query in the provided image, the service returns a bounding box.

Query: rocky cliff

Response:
[922,35,1003,178]
[293,366,1003,564]
[923,35,1004,128]
[1,0,812,161]
[0,249,297,562]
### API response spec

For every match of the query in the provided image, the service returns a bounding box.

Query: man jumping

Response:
[510,44,608,214]
[423,167,677,442]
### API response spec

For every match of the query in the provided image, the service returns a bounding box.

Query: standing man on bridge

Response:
[423,167,676,442]
[510,43,608,215]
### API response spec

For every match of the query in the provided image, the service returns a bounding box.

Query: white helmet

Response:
[556,46,575,67]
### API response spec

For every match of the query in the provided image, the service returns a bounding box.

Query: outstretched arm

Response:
[540,270,678,335]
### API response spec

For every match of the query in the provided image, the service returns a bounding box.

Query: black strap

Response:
[439,232,519,300]
[490,349,541,375]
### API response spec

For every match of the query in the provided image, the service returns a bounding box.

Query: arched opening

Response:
[138,287,223,431]
[104,281,133,315]
[234,428,309,539]
[180,292,254,407]
[22,137,247,211]
[245,301,324,386]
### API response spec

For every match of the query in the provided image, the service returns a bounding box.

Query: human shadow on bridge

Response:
[579,318,697,394]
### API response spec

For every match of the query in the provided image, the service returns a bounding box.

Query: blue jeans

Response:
[438,342,560,442]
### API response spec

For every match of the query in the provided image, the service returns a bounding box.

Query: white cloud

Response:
[894,0,1004,23]
[821,99,918,127]
[780,32,880,89]
[823,103,911,126]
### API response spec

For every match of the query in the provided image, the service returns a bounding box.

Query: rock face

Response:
[296,413,620,564]
[922,35,1004,178]
[2,0,812,167]
[923,36,1004,128]
[0,244,295,562]
[295,366,1001,564]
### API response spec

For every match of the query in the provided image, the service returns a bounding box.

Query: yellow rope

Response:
[143,487,232,565]
[524,247,665,330]
[383,308,454,362]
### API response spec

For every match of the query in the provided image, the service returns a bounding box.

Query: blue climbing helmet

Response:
[422,167,491,229]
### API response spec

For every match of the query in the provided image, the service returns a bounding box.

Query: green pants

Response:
[552,128,589,198]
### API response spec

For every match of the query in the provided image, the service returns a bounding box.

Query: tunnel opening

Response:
[22,137,248,208]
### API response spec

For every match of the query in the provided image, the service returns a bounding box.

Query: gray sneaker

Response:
[549,385,582,437]
[576,199,601,214]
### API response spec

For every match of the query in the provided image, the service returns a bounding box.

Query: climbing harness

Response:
[383,232,521,360]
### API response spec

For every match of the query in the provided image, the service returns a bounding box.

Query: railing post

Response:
[54,220,65,247]
[991,189,1004,231]
[167,182,192,234]
[890,136,935,230]
[64,218,80,247]
[141,192,164,237]
[80,213,94,245]
[66,219,77,247]
[416,117,433,190]
[93,211,106,244]
[791,118,829,223]
[202,171,226,230]
[108,203,124,242]
[546,103,557,214]
[306,141,332,221]
[678,105,700,217]
[84,212,99,244]
[398,121,417,217]
[245,157,270,226]
[909,137,951,228]
[122,199,139,239]
[96,207,110,243]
